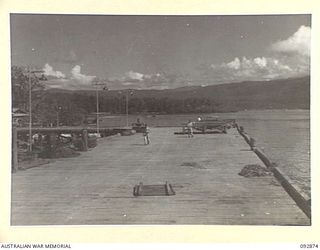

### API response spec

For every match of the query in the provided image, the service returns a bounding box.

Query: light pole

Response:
[56,106,62,127]
[27,66,44,152]
[126,90,129,127]
[92,78,108,134]
[96,84,99,134]
[118,91,122,114]
[125,89,134,127]
[28,65,32,152]
[28,48,35,152]
[118,91,122,127]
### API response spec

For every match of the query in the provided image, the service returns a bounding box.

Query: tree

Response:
[34,92,88,126]
[11,66,45,111]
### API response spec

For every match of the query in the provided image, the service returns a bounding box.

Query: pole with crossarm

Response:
[126,89,134,127]
[92,78,108,134]
[28,65,32,152]
[126,90,129,127]
[28,67,45,152]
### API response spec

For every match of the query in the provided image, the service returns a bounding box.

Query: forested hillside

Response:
[12,64,309,126]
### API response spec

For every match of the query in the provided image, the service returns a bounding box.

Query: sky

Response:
[10,14,311,90]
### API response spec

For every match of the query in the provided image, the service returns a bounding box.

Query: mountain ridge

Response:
[45,76,310,112]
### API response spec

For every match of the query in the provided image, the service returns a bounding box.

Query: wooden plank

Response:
[11,127,310,225]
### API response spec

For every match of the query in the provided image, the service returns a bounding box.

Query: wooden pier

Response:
[12,126,131,171]
[11,127,310,225]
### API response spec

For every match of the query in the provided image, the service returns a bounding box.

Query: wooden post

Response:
[82,129,88,151]
[12,127,18,172]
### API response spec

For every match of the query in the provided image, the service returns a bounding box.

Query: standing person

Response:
[143,124,150,145]
[187,120,194,138]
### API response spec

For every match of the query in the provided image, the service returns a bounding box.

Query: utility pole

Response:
[126,90,129,127]
[56,106,62,127]
[96,84,100,134]
[126,89,134,127]
[118,91,122,114]
[27,63,45,152]
[92,78,108,134]
[28,48,35,152]
[28,65,32,152]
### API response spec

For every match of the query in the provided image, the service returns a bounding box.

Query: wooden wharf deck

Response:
[11,127,310,225]
[15,126,128,135]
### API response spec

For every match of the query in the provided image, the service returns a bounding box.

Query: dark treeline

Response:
[16,91,217,126]
[37,92,217,125]
[12,65,309,126]
[69,93,215,114]
[11,65,217,126]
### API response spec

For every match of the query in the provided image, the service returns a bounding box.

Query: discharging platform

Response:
[11,127,310,225]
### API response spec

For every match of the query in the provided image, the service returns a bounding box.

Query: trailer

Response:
[177,118,236,134]
[194,118,236,133]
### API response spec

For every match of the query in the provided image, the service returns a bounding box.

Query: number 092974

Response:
[300,244,319,248]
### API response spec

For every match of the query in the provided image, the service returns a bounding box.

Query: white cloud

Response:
[71,65,96,84]
[44,65,97,90]
[209,56,294,82]
[254,57,267,68]
[125,71,144,81]
[226,57,241,70]
[106,71,174,89]
[43,63,65,78]
[201,26,311,84]
[271,25,311,57]
[45,78,96,90]
[222,56,269,71]
[270,25,310,77]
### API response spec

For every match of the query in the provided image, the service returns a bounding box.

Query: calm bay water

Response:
[100,109,310,196]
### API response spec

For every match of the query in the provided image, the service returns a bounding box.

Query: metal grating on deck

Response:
[133,182,176,196]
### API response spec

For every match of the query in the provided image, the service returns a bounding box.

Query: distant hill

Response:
[165,76,310,111]
[46,76,310,112]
